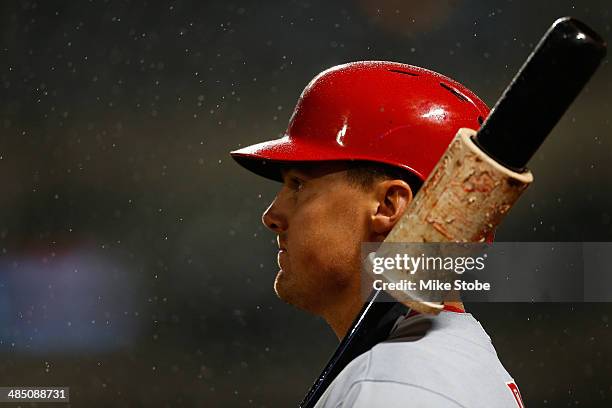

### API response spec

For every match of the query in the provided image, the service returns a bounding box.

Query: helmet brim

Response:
[230,135,427,182]
[230,135,337,182]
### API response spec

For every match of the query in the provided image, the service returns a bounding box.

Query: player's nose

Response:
[262,198,288,233]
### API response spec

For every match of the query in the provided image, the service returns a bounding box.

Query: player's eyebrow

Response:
[280,161,349,182]
[280,167,310,181]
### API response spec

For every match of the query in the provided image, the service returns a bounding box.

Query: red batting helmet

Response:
[230,61,489,182]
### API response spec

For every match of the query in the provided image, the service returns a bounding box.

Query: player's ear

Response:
[370,179,413,238]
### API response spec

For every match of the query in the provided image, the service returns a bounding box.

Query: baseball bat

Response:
[299,16,606,408]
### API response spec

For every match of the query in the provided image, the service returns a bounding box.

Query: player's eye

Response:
[289,176,304,192]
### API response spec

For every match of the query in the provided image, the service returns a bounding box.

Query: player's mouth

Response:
[277,249,288,269]
[277,235,288,268]
[277,236,288,252]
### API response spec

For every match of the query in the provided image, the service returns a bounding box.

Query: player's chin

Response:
[273,270,290,300]
[274,273,313,311]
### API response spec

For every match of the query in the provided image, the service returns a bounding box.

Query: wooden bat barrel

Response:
[378,128,533,314]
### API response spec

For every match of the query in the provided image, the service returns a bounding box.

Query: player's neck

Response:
[323,299,465,341]
[321,293,364,340]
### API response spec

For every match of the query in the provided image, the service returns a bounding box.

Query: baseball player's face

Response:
[261,163,412,317]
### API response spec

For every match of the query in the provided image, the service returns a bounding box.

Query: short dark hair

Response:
[345,161,423,195]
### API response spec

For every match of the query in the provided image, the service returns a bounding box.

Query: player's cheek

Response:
[322,217,363,283]
[294,199,360,279]
[293,220,338,279]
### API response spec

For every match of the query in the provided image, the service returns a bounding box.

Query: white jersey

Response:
[314,310,525,408]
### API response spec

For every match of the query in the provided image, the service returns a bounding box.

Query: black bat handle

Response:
[474,17,607,172]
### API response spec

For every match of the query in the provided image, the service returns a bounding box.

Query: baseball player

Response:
[231,61,525,407]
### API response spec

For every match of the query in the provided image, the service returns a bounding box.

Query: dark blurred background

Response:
[0,0,611,406]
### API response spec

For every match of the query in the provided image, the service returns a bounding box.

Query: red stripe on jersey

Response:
[506,381,525,408]
[405,304,465,319]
